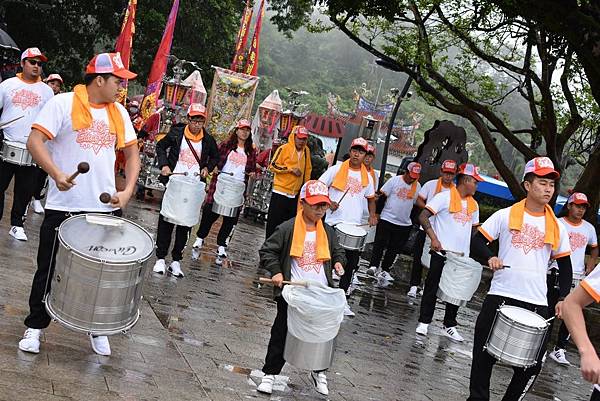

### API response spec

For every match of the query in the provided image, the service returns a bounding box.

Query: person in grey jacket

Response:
[257,180,346,396]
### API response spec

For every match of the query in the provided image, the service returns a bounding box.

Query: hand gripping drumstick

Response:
[67,162,90,183]
[259,277,308,287]
[99,192,119,204]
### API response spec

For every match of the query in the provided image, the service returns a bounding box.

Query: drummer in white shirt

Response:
[467,157,573,401]
[319,137,377,316]
[415,163,481,342]
[546,192,598,366]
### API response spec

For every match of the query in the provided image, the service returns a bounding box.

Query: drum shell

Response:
[573,272,585,289]
[46,243,150,335]
[160,176,205,227]
[335,227,366,250]
[437,288,467,307]
[485,307,548,368]
[283,332,335,371]
[211,201,241,217]
[0,141,34,166]
[214,174,245,208]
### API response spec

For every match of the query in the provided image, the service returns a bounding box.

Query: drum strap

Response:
[184,136,203,168]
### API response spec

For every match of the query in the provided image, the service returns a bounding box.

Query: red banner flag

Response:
[231,0,253,72]
[115,0,137,104]
[244,0,265,76]
[140,0,180,120]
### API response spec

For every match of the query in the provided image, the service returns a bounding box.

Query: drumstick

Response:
[337,188,350,204]
[99,192,118,204]
[0,115,24,130]
[67,162,90,183]
[259,277,308,287]
[217,170,234,176]
[168,172,188,176]
[440,249,465,257]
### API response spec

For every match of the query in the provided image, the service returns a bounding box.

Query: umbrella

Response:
[0,28,19,52]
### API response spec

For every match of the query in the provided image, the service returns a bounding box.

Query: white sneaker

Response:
[442,326,464,342]
[90,335,111,356]
[549,348,571,366]
[217,245,227,258]
[192,237,203,249]
[18,328,41,353]
[343,301,355,317]
[407,286,418,297]
[366,266,379,276]
[31,199,45,214]
[168,261,184,278]
[191,248,200,261]
[153,259,166,275]
[415,322,429,336]
[257,374,274,394]
[377,271,395,281]
[309,371,329,395]
[9,226,27,241]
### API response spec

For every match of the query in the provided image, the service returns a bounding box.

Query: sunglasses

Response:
[26,59,44,66]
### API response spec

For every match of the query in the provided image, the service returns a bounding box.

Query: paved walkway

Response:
[0,191,597,400]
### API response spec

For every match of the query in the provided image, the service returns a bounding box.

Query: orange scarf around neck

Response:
[332,160,369,191]
[509,199,560,250]
[290,209,331,261]
[406,179,418,199]
[435,177,455,195]
[72,84,125,149]
[449,186,478,214]
[16,72,41,83]
[184,125,204,142]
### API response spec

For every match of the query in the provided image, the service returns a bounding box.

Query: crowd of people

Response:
[0,47,599,400]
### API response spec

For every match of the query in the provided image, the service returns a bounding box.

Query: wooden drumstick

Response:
[168,171,188,176]
[259,277,308,287]
[67,162,90,183]
[337,188,350,204]
[99,192,118,204]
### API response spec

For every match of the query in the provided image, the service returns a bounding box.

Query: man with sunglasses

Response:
[0,48,54,241]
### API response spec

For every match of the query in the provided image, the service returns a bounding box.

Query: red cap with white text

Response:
[407,162,422,179]
[21,47,48,62]
[568,192,590,207]
[441,159,457,173]
[85,52,137,80]
[522,157,560,180]
[458,163,484,182]
[300,180,331,205]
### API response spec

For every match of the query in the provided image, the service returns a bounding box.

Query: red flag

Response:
[140,0,180,120]
[244,0,265,76]
[231,0,253,72]
[115,0,137,104]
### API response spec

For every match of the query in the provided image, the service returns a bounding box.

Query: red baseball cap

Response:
[350,137,369,152]
[292,125,309,139]
[45,73,63,83]
[568,192,590,207]
[85,52,137,80]
[522,157,560,180]
[21,47,48,62]
[366,144,376,155]
[441,159,457,173]
[407,162,422,179]
[187,103,207,118]
[236,119,252,129]
[458,163,484,182]
[300,180,331,205]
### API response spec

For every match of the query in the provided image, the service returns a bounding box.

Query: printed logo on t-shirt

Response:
[396,187,411,200]
[346,176,363,196]
[178,148,199,169]
[11,88,41,110]
[296,240,322,274]
[76,120,114,154]
[452,208,473,226]
[569,231,588,251]
[228,150,247,168]
[510,223,545,254]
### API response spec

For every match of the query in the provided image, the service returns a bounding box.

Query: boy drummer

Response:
[467,157,573,400]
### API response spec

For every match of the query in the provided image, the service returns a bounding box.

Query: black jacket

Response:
[156,124,219,174]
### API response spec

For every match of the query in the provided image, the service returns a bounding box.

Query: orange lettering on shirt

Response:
[452,208,473,226]
[76,120,114,154]
[296,240,322,274]
[510,223,545,254]
[569,232,588,251]
[11,88,41,110]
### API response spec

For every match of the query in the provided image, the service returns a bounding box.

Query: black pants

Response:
[591,387,600,401]
[468,294,549,401]
[155,214,191,261]
[339,249,360,293]
[265,192,297,240]
[0,160,36,226]
[32,167,48,201]
[369,220,411,272]
[546,270,571,350]
[418,251,459,327]
[196,203,237,247]
[409,230,427,287]
[24,208,122,329]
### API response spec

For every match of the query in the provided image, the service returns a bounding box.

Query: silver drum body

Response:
[0,140,34,166]
[45,214,154,335]
[284,332,336,371]
[335,223,367,250]
[485,305,548,368]
[211,201,240,217]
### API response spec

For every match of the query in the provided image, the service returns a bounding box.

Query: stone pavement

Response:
[0,190,597,401]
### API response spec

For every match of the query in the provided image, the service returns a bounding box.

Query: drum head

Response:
[500,306,546,328]
[336,223,367,236]
[58,214,154,263]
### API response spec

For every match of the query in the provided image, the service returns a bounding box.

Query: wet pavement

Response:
[0,189,598,401]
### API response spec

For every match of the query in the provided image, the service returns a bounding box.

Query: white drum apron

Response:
[485,305,548,368]
[45,214,154,335]
[335,223,367,250]
[437,253,483,307]
[160,176,206,227]
[0,140,34,166]
[212,173,245,217]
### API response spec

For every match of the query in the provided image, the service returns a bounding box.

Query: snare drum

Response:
[335,224,367,250]
[0,140,34,166]
[45,214,154,335]
[485,305,548,368]
[572,272,586,289]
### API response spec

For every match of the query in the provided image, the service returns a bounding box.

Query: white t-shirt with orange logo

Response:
[221,147,247,182]
[559,217,598,274]
[290,230,328,286]
[319,164,375,226]
[417,179,453,231]
[32,92,137,212]
[173,138,202,180]
[0,77,53,143]
[379,175,421,226]
[479,207,571,305]
[425,190,479,257]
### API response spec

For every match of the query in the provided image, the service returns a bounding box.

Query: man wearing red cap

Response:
[0,47,54,241]
[467,157,573,400]
[22,52,141,356]
[367,162,422,285]
[416,162,482,342]
[152,103,218,277]
[546,192,597,366]
[408,159,457,297]
[192,119,257,265]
